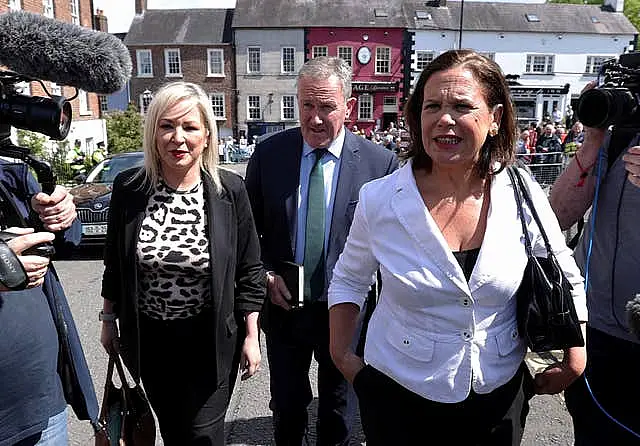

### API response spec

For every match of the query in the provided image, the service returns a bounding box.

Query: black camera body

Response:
[0,231,55,258]
[577,52,640,129]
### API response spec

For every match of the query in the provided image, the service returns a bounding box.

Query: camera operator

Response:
[550,80,640,445]
[0,158,98,445]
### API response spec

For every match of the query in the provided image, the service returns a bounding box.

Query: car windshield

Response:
[86,154,144,183]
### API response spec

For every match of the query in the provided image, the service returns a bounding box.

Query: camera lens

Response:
[578,87,636,128]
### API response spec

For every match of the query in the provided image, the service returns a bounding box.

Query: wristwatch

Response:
[99,310,117,322]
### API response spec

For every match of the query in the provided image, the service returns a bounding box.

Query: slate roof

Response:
[124,9,233,45]
[233,0,407,28]
[404,1,636,34]
[232,0,636,35]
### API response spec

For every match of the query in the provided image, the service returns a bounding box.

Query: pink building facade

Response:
[306,27,406,135]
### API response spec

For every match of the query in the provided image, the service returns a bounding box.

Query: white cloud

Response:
[95,0,237,34]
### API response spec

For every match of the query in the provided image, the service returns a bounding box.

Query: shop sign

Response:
[352,82,399,93]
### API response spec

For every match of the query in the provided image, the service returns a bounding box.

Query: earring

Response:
[488,122,499,137]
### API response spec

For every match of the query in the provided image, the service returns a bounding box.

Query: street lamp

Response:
[141,89,153,115]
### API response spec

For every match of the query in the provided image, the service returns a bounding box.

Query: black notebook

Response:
[276,261,304,308]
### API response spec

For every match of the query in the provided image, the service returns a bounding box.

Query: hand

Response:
[267,272,292,311]
[336,351,365,384]
[2,228,54,289]
[239,333,261,381]
[31,186,77,232]
[533,346,586,395]
[100,320,120,355]
[623,146,640,187]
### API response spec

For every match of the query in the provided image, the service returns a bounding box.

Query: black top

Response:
[452,248,480,282]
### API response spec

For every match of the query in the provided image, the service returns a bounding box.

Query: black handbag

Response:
[507,166,585,352]
[95,353,156,446]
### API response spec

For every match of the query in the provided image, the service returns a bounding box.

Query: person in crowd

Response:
[383,134,397,152]
[562,121,584,156]
[552,106,563,126]
[550,82,640,445]
[565,104,575,128]
[328,49,587,446]
[0,159,98,444]
[100,81,265,446]
[245,56,397,446]
[516,129,531,156]
[528,122,538,152]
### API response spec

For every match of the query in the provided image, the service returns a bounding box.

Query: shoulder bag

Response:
[507,166,585,352]
[95,353,156,446]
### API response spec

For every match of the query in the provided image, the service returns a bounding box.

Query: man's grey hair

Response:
[297,56,352,100]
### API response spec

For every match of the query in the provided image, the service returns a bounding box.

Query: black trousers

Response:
[565,327,640,445]
[353,363,532,446]
[139,310,233,446]
[265,302,357,446]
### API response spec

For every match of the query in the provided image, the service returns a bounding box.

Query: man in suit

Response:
[245,56,398,446]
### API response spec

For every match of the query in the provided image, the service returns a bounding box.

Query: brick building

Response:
[125,6,236,139]
[0,0,107,155]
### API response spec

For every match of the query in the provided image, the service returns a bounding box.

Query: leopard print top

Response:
[136,180,211,320]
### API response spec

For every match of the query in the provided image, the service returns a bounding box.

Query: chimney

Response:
[603,0,624,12]
[135,0,147,15]
[94,9,108,32]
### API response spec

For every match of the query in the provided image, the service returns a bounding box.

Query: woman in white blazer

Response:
[328,50,587,445]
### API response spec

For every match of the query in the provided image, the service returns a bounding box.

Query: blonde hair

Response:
[134,81,221,193]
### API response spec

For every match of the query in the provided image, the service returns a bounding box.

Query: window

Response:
[69,0,79,24]
[98,95,108,114]
[164,49,182,76]
[49,83,62,96]
[140,92,153,115]
[43,0,54,17]
[248,95,261,120]
[358,94,373,120]
[312,46,328,58]
[136,50,153,77]
[374,8,388,17]
[281,47,295,74]
[338,47,353,66]
[282,95,295,120]
[207,49,224,76]
[415,10,431,20]
[525,13,540,22]
[210,93,225,120]
[416,51,434,71]
[586,56,608,74]
[8,0,21,10]
[247,47,261,73]
[525,54,554,74]
[375,47,391,74]
[78,90,91,115]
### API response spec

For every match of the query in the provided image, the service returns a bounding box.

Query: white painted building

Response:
[405,0,637,126]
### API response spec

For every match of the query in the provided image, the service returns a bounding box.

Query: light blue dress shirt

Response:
[294,127,346,265]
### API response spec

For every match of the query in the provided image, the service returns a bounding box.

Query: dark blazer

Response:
[245,127,398,303]
[102,167,266,384]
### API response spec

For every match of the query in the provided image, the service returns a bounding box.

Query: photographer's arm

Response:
[0,229,55,291]
[550,127,606,230]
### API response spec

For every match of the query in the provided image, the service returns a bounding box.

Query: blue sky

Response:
[94,0,237,33]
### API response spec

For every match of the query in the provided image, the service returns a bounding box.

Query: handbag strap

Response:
[510,166,554,255]
[506,166,534,258]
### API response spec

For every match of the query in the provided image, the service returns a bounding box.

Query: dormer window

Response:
[416,10,432,20]
[525,13,540,22]
[374,9,388,17]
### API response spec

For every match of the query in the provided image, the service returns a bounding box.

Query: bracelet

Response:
[574,151,595,187]
[99,310,117,322]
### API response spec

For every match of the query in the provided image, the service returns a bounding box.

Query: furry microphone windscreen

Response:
[0,11,132,94]
[626,294,640,340]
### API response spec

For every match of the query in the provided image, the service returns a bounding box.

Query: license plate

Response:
[82,224,107,235]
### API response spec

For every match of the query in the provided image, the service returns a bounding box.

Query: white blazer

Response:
[328,160,587,403]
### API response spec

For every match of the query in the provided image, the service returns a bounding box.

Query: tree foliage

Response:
[550,0,640,37]
[104,103,144,154]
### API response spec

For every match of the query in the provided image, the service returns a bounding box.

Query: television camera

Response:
[0,68,72,258]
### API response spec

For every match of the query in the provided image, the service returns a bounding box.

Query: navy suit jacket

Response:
[245,127,398,303]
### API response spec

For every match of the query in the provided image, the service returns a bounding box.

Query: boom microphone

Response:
[626,294,640,340]
[0,11,132,94]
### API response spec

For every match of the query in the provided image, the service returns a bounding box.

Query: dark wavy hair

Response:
[402,49,516,179]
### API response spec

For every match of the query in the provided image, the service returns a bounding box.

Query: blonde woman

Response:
[100,82,265,445]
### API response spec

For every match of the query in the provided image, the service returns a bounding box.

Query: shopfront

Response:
[350,81,402,135]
